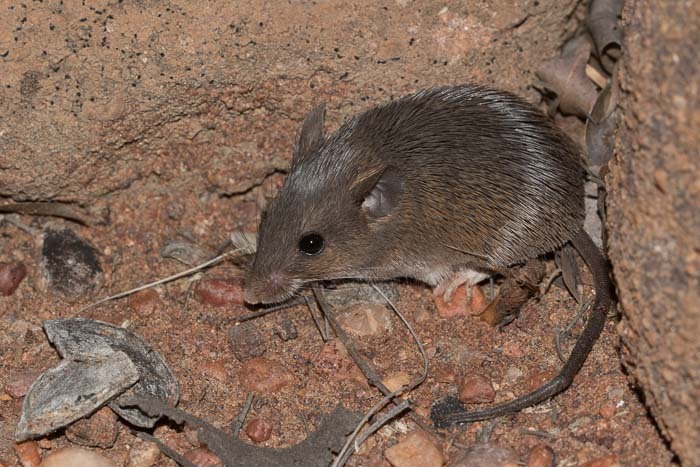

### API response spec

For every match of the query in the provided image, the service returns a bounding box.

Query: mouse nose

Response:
[243,271,292,304]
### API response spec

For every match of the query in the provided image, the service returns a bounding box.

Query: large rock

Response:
[607,1,700,463]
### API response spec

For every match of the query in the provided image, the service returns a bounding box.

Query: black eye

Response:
[299,233,324,255]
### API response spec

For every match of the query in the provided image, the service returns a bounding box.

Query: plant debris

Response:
[0,202,92,225]
[123,395,361,467]
[478,259,545,326]
[587,0,624,73]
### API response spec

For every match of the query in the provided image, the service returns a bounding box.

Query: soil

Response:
[0,0,677,466]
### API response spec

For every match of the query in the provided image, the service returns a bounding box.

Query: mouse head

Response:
[243,105,404,304]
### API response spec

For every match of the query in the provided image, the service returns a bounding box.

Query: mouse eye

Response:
[299,233,325,256]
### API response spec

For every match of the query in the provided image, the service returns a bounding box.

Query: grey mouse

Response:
[243,85,612,425]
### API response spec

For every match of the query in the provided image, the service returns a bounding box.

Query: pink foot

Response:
[433,270,489,303]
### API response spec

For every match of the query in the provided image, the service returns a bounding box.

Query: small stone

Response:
[0,261,27,296]
[413,306,431,324]
[5,370,41,398]
[384,430,445,467]
[274,318,298,341]
[202,359,228,382]
[40,229,103,299]
[183,447,222,467]
[228,322,266,362]
[245,418,273,443]
[525,370,555,392]
[450,443,518,467]
[433,368,457,384]
[239,357,295,393]
[383,371,411,392]
[526,444,555,467]
[127,289,161,316]
[337,303,393,336]
[458,375,496,403]
[195,278,244,307]
[579,454,620,467]
[504,366,524,383]
[40,447,115,467]
[502,342,524,358]
[125,438,161,467]
[312,340,368,388]
[598,401,616,419]
[14,441,40,467]
[166,201,185,220]
[434,285,468,318]
[468,285,487,315]
[65,407,120,449]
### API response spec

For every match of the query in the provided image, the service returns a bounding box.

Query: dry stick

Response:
[314,286,430,467]
[230,392,255,438]
[304,295,329,341]
[75,250,240,314]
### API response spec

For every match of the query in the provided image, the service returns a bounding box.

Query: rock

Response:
[274,318,298,341]
[337,303,393,336]
[382,371,411,392]
[228,322,266,362]
[127,289,162,316]
[125,438,160,467]
[526,444,555,467]
[598,401,616,419]
[384,430,445,467]
[14,441,40,467]
[524,370,555,392]
[0,261,27,296]
[183,447,222,467]
[239,357,295,393]
[5,370,41,398]
[245,418,273,443]
[503,366,524,383]
[39,447,115,467]
[434,284,468,318]
[65,407,120,449]
[502,342,524,358]
[312,340,368,388]
[450,443,518,467]
[578,454,620,467]
[202,359,228,382]
[458,375,495,404]
[40,229,103,299]
[195,278,245,307]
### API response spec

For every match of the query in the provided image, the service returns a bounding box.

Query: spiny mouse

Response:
[243,84,612,425]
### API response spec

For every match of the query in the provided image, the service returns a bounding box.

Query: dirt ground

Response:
[0,0,677,466]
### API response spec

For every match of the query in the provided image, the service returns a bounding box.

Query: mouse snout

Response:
[243,271,298,305]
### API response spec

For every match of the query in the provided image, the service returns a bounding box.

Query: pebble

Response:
[245,418,273,443]
[14,441,40,467]
[312,340,368,387]
[228,322,266,362]
[384,430,445,467]
[579,454,620,467]
[65,407,120,449]
[5,370,41,398]
[40,229,103,299]
[458,375,496,403]
[39,447,115,467]
[337,303,393,336]
[127,289,162,316]
[598,401,616,419]
[450,443,518,467]
[382,371,411,392]
[0,261,27,296]
[274,318,298,341]
[526,444,555,467]
[125,439,161,467]
[202,359,228,382]
[195,278,245,307]
[504,366,524,383]
[183,447,222,467]
[502,342,524,358]
[433,284,468,318]
[239,357,295,393]
[412,306,432,324]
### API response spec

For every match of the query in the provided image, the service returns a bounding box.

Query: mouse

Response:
[242,84,612,425]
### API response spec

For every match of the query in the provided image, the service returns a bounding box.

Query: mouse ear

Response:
[360,166,404,218]
[294,104,326,161]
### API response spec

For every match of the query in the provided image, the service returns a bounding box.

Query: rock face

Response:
[607,1,700,463]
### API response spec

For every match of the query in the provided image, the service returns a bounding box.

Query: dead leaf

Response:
[478,260,545,326]
[587,0,624,73]
[585,66,620,167]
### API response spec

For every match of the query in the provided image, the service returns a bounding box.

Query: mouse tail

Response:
[431,229,612,426]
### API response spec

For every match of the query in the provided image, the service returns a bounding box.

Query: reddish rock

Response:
[450,443,518,467]
[382,371,411,393]
[4,370,41,398]
[458,375,496,404]
[434,285,468,318]
[467,286,487,315]
[598,401,616,419]
[202,359,229,382]
[183,447,222,467]
[125,438,161,467]
[14,441,40,467]
[579,454,620,467]
[40,447,115,467]
[337,303,393,336]
[525,370,556,392]
[384,430,445,467]
[526,444,555,467]
[245,418,273,443]
[0,262,27,296]
[239,357,295,393]
[65,407,120,449]
[127,289,162,316]
[312,340,368,388]
[195,278,244,307]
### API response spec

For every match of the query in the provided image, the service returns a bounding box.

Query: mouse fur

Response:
[244,85,585,305]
